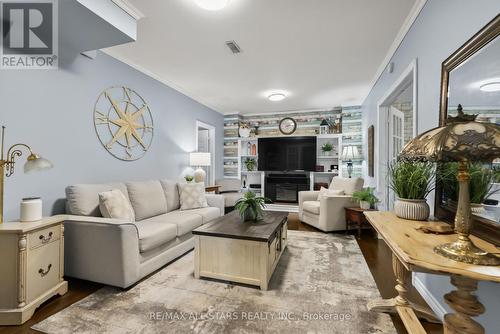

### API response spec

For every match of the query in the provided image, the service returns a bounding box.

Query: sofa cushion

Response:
[178,183,208,210]
[329,177,364,195]
[66,183,129,216]
[127,180,168,221]
[302,201,321,215]
[160,179,180,212]
[98,189,135,221]
[133,220,177,253]
[169,207,220,224]
[142,212,204,236]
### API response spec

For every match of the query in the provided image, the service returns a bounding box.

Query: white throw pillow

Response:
[317,187,345,200]
[98,189,135,221]
[179,182,208,210]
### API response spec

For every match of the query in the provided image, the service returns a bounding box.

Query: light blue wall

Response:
[361,0,500,331]
[0,50,224,220]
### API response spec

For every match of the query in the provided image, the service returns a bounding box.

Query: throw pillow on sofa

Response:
[317,187,345,200]
[99,189,135,221]
[179,182,208,210]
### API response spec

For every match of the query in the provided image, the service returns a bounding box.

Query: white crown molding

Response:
[362,0,427,105]
[111,0,145,20]
[101,49,223,114]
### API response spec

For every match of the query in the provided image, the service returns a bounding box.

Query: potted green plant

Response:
[439,162,500,214]
[184,175,194,183]
[352,187,379,209]
[389,160,435,221]
[245,157,256,171]
[321,142,334,155]
[234,191,272,222]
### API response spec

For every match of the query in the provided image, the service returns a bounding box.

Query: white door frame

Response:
[195,120,216,186]
[376,59,418,210]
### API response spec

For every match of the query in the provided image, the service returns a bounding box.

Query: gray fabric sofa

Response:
[64,179,224,288]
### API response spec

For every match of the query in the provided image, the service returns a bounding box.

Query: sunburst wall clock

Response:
[94,86,154,161]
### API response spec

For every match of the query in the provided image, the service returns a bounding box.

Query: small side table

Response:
[344,207,377,239]
[205,185,221,194]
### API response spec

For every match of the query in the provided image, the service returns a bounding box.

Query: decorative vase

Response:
[241,210,257,222]
[471,203,486,215]
[239,126,250,138]
[394,198,430,221]
[360,201,371,210]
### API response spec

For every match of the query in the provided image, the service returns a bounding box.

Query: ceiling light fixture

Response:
[480,82,500,92]
[194,0,230,11]
[268,93,286,102]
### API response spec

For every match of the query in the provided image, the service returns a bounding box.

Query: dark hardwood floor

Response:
[0,213,443,334]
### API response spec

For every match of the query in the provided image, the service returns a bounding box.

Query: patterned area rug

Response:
[33,231,395,334]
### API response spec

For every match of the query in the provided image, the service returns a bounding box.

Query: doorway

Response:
[376,60,417,210]
[195,121,216,186]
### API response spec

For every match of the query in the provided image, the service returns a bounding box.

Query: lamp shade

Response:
[342,145,359,160]
[24,154,53,174]
[399,121,500,163]
[189,152,211,166]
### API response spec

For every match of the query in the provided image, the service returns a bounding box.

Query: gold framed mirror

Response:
[436,14,500,245]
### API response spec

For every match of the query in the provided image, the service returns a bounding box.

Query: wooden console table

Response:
[364,211,499,334]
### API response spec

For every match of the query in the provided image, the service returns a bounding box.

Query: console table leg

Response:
[443,275,485,334]
[368,253,440,324]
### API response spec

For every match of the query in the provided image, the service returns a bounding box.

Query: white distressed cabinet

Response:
[0,216,68,325]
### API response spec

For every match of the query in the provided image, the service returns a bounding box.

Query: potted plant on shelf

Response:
[352,187,379,209]
[235,191,272,222]
[245,157,257,171]
[439,162,500,214]
[389,160,435,221]
[321,142,334,156]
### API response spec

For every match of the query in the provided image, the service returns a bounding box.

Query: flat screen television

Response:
[258,136,317,171]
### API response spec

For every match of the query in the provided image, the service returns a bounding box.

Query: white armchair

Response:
[298,177,364,232]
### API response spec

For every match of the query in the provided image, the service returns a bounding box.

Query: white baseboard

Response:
[412,274,447,321]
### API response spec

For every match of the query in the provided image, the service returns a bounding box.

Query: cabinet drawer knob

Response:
[38,264,52,277]
[39,231,53,244]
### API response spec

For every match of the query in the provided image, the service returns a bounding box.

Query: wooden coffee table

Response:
[192,211,288,290]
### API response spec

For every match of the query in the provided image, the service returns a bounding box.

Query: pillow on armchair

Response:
[317,187,345,200]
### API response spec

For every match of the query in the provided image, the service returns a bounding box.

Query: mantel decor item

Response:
[321,142,333,155]
[94,86,154,161]
[190,152,211,184]
[238,123,251,138]
[342,145,359,178]
[399,106,500,265]
[0,126,53,223]
[319,119,329,135]
[234,191,272,222]
[244,157,256,171]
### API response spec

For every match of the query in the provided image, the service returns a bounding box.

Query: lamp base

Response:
[194,168,206,184]
[434,235,500,266]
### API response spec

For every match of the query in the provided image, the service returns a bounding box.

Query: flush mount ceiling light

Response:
[268,93,286,102]
[479,82,500,92]
[194,0,230,11]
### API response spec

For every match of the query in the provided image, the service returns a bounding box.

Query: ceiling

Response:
[104,0,420,114]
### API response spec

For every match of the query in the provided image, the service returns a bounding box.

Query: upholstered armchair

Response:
[216,178,243,212]
[298,177,364,232]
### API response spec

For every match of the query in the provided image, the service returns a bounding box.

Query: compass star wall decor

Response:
[94,86,154,161]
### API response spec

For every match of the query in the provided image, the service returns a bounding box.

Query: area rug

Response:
[32,231,396,334]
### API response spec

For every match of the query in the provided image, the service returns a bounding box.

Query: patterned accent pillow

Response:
[317,187,345,200]
[179,183,208,210]
[98,189,135,221]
